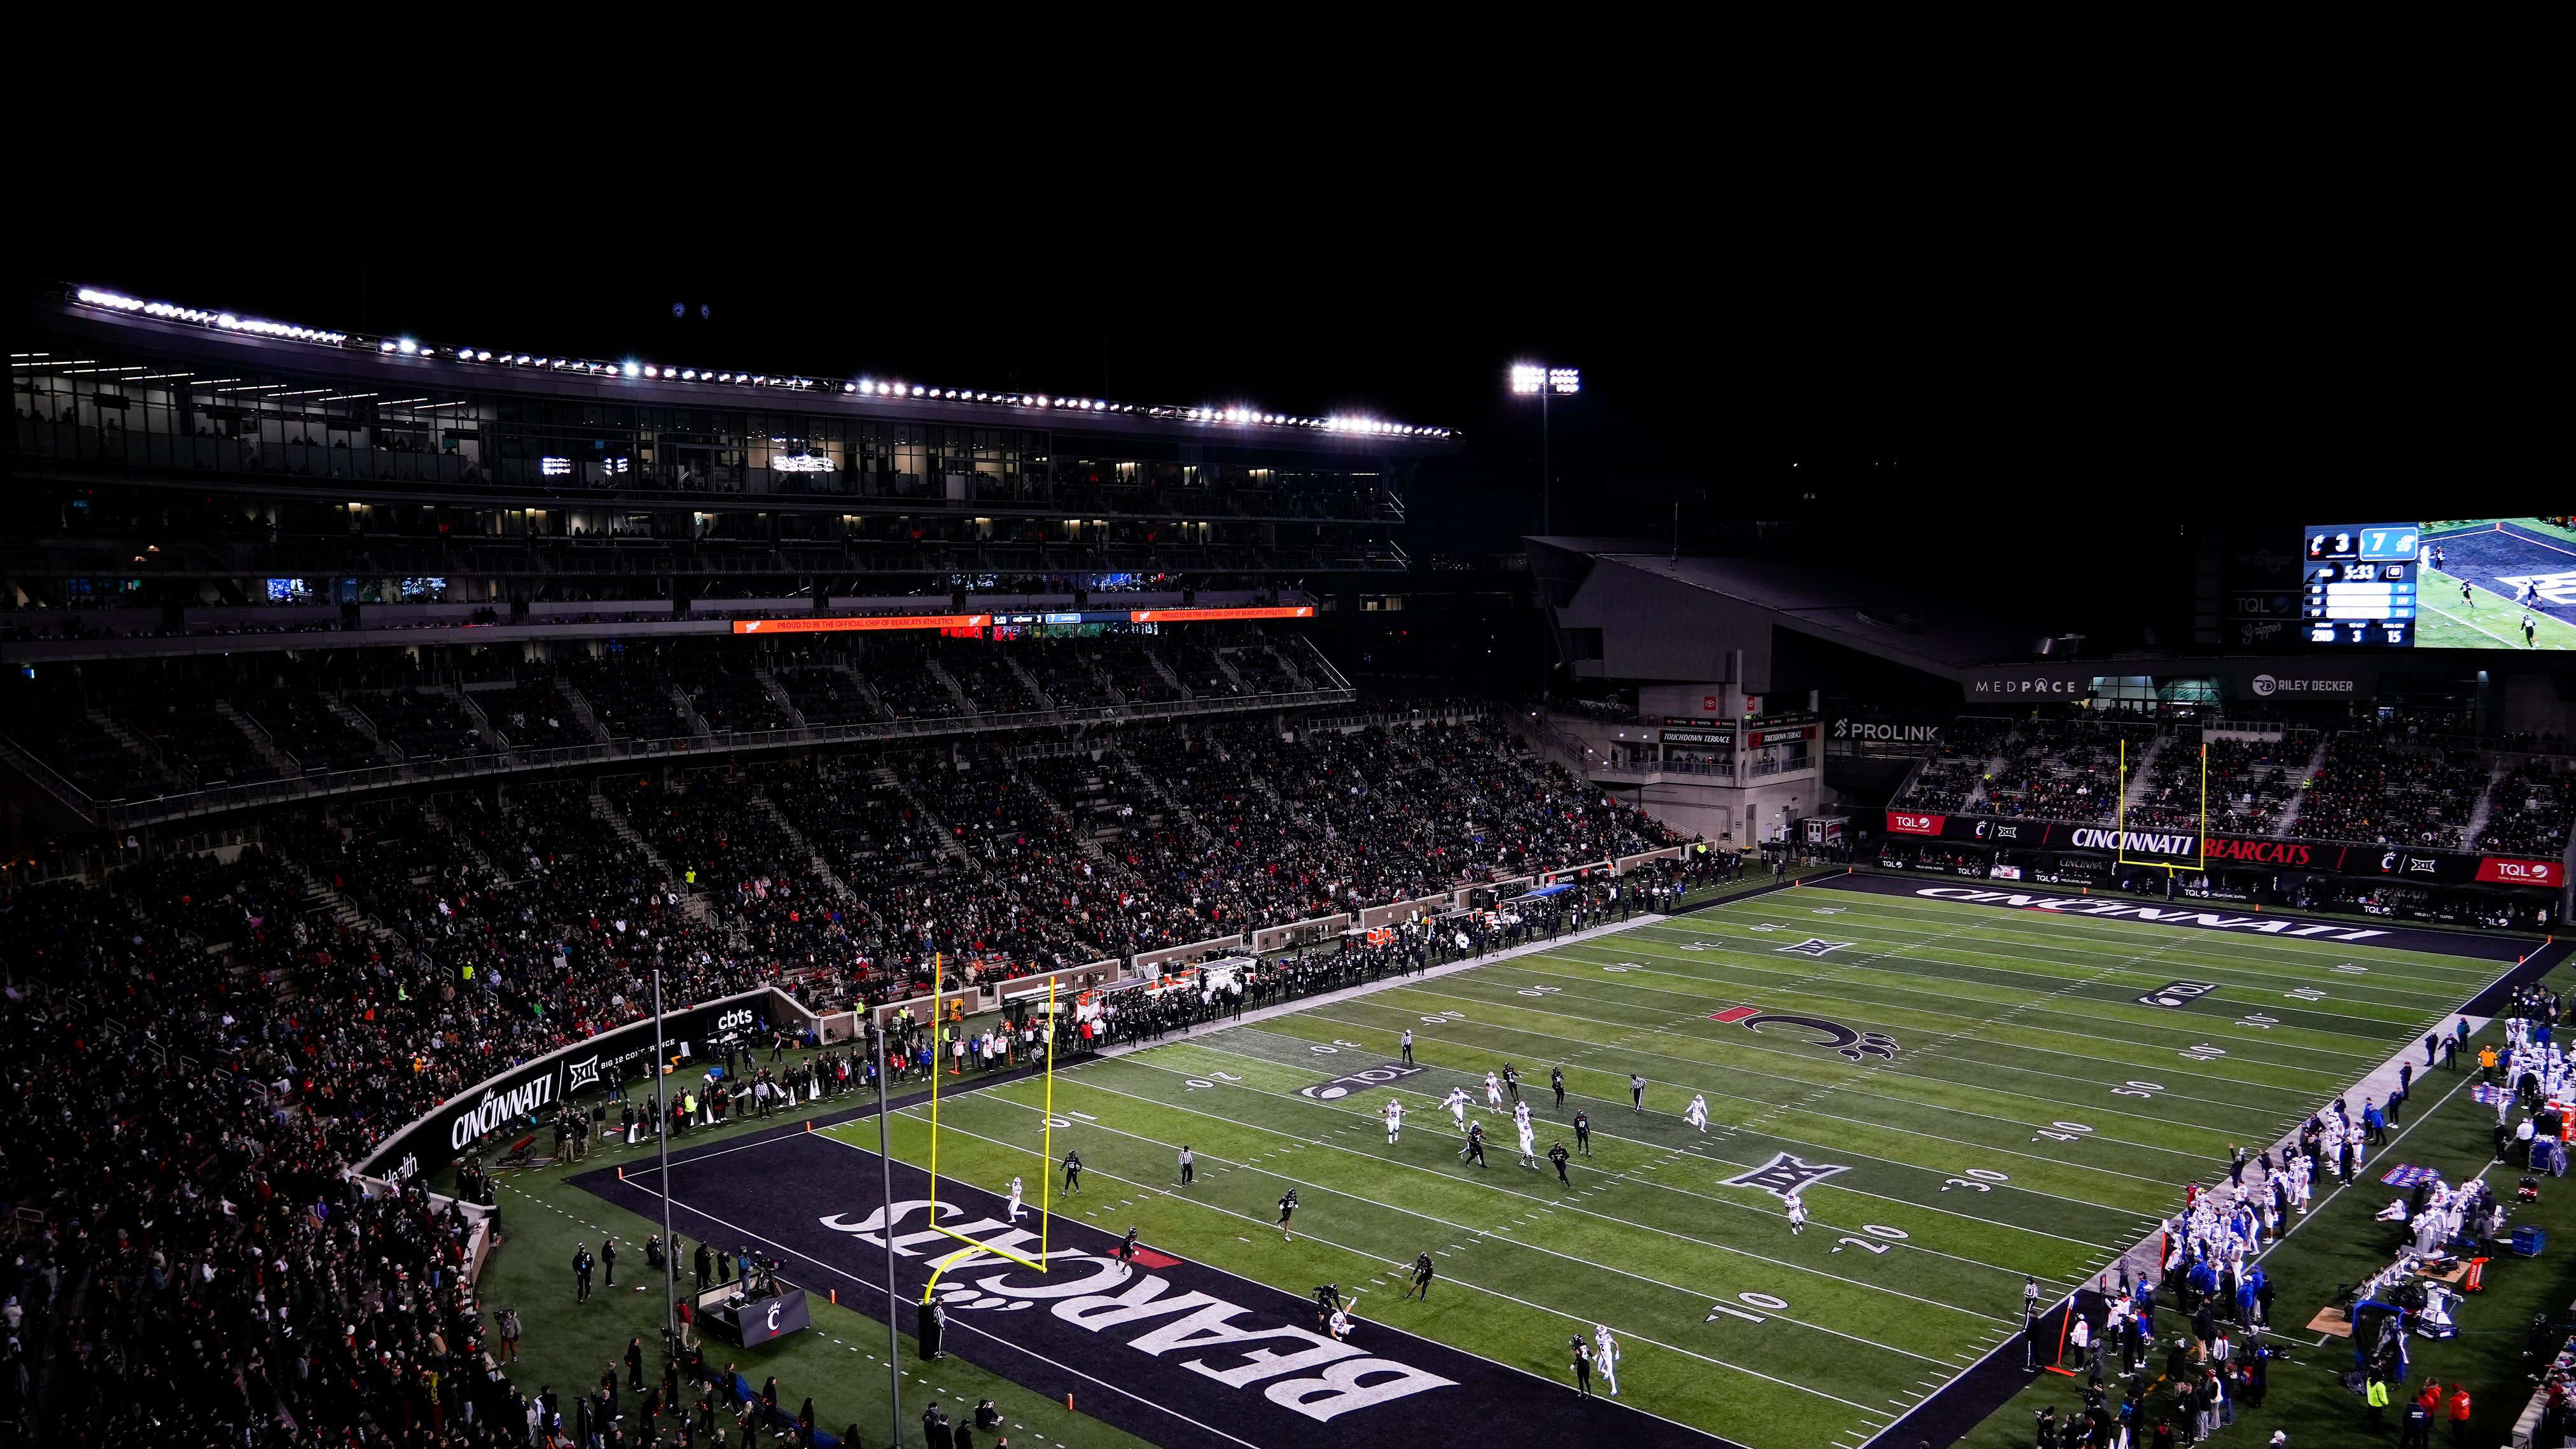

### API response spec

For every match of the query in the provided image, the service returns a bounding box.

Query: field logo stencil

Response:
[1297,1062,1424,1101]
[2138,980,2221,1009]
[1711,1004,1900,1061]
[1776,937,1853,956]
[1724,1152,1850,1199]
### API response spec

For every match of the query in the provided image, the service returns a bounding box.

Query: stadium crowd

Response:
[0,715,1718,1443]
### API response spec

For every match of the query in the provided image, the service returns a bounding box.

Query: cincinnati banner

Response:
[1879,813,2565,888]
[357,990,779,1182]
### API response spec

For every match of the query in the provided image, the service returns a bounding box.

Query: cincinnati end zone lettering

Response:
[1912,886,2386,941]
[2066,827,2199,858]
[824,1200,1453,1423]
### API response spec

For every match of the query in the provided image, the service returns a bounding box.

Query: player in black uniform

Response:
[1403,1253,1435,1301]
[1062,1149,1083,1194]
[1118,1226,1139,1263]
[1503,1063,1521,1103]
[1551,1065,1566,1110]
[1278,1188,1300,1240]
[1549,1139,1573,1184]
[1461,1121,1489,1168]
[1574,1110,1592,1156]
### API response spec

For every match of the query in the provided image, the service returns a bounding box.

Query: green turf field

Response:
[853,883,2522,1449]
[2413,566,2576,650]
[1954,952,2576,1449]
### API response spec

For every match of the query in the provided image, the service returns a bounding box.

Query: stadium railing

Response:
[1249,912,1356,954]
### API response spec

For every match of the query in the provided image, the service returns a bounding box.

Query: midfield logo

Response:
[2136,981,2222,1009]
[1723,1152,1851,1200]
[1711,1005,1900,1061]
[1776,938,1852,956]
[1296,1062,1424,1102]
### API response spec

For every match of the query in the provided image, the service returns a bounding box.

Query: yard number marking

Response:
[2111,1079,2165,1100]
[2032,1121,2094,1144]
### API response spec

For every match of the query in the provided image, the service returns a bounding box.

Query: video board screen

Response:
[2415,519,2576,650]
[2302,519,2576,649]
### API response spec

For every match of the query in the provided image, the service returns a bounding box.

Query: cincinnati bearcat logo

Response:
[1709,1004,1899,1061]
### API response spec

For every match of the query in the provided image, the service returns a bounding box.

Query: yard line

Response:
[911,1105,1958,1365]
[1160,1039,2132,1245]
[1643,904,2510,983]
[1657,900,2518,985]
[989,1067,2021,1321]
[1410,965,2397,1063]
[1371,979,2378,1086]
[1535,941,2479,1035]
[844,1114,1898,1419]
[1271,1003,2213,1186]
[1317,988,2297,1128]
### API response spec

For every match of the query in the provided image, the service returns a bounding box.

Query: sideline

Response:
[1865,934,2576,1449]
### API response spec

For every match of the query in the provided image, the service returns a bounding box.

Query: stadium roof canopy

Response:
[1527,538,2040,690]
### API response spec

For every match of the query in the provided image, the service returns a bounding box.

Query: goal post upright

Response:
[2114,736,2210,877]
[918,952,1055,1279]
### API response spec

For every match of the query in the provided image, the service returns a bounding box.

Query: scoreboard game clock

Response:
[2304,522,2419,646]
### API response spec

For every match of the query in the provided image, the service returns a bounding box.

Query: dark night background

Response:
[21,158,2536,659]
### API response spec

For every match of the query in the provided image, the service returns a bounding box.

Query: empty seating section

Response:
[353,688,488,762]
[1099,639,1183,702]
[860,640,959,720]
[246,692,385,772]
[940,645,1038,714]
[670,652,794,734]
[116,696,280,788]
[569,657,691,741]
[1016,639,1120,708]
[480,680,589,752]
[776,666,881,725]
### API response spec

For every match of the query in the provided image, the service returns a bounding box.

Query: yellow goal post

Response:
[2114,737,2208,875]
[919,957,1057,1297]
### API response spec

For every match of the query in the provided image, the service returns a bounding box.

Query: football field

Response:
[852,876,2532,1448]
[583,875,2540,1449]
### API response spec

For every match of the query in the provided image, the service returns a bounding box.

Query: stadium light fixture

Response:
[1507,360,1578,535]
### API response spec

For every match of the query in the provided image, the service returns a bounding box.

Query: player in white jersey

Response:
[1517,1118,1540,1168]
[1594,1324,1622,1396]
[1007,1176,1025,1221]
[1445,1087,1470,1131]
[1513,1099,1532,1133]
[1685,1093,1709,1133]
[1485,1071,1503,1109]
[1384,1097,1406,1145]
[1785,1192,1808,1234]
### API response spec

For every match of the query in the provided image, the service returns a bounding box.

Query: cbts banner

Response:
[358,990,776,1183]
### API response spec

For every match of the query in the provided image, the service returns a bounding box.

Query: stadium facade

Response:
[1529,537,2576,925]
[3,282,1458,841]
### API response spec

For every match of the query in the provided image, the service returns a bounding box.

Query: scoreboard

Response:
[2303,522,2419,647]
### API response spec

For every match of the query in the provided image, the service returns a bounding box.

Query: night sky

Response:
[24,190,2528,645]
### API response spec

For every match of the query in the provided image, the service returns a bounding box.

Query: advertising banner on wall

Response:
[1876,815,2562,890]
[358,990,777,1182]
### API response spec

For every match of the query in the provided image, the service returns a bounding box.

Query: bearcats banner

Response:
[357,990,776,1182]
[1879,814,2565,889]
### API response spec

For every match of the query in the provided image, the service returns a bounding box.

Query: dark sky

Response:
[26,176,2534,585]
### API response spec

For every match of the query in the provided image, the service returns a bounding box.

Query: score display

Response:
[2304,523,2419,646]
